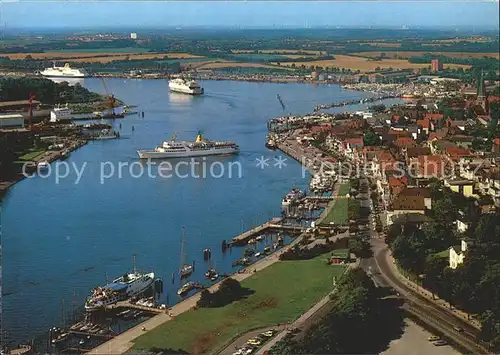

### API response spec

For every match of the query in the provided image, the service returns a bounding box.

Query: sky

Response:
[1,1,499,30]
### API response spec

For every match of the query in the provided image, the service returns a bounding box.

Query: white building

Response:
[0,114,24,129]
[130,33,137,40]
[449,240,468,269]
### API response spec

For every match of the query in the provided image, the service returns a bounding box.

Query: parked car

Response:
[434,340,448,346]
[427,335,440,342]
[261,330,276,337]
[453,326,464,332]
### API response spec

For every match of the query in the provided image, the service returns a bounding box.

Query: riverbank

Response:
[0,136,87,198]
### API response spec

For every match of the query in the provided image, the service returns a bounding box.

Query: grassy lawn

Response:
[433,249,450,259]
[321,199,348,225]
[132,255,346,354]
[337,183,350,196]
[18,150,45,161]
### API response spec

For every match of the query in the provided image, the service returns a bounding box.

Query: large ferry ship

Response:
[85,271,155,311]
[137,132,239,159]
[168,78,204,95]
[40,63,88,78]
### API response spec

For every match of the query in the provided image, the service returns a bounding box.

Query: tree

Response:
[364,128,382,146]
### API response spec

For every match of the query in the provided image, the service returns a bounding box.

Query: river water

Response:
[1,79,400,343]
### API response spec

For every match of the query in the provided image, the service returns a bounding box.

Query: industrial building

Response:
[0,114,25,129]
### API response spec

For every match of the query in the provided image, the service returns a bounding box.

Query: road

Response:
[368,241,485,354]
[356,174,486,355]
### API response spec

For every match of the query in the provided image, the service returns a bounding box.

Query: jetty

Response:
[313,94,398,112]
[105,301,164,314]
[231,218,304,246]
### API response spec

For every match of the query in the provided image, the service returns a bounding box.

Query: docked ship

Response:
[50,104,73,123]
[85,269,155,311]
[93,129,120,140]
[40,63,88,78]
[281,188,306,207]
[168,78,204,95]
[137,132,239,159]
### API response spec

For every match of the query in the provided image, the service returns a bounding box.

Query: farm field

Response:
[196,61,291,70]
[351,51,500,59]
[349,41,402,48]
[6,52,202,61]
[276,54,471,72]
[232,49,323,55]
[132,255,345,354]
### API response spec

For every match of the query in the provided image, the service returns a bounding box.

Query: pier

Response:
[230,218,305,246]
[68,330,115,340]
[313,94,398,112]
[105,301,164,314]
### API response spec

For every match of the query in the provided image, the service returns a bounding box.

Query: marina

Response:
[1,79,394,347]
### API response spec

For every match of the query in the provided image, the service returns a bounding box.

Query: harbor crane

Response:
[100,78,117,116]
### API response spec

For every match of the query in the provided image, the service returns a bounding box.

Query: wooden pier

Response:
[105,301,164,314]
[231,218,305,246]
[68,330,115,340]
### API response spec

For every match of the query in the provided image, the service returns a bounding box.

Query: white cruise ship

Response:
[40,63,88,78]
[168,78,204,95]
[84,271,155,311]
[137,132,239,159]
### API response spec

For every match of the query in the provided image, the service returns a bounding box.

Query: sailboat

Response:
[179,227,193,278]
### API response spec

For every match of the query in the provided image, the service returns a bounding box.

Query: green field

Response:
[156,58,210,64]
[321,199,348,225]
[338,183,350,196]
[18,150,45,161]
[132,256,346,354]
[232,53,288,61]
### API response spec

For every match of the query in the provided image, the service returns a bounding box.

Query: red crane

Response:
[100,78,116,115]
[28,92,36,129]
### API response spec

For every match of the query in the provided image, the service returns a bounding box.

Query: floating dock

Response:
[231,218,304,246]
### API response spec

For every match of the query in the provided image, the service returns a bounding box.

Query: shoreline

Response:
[0,138,88,199]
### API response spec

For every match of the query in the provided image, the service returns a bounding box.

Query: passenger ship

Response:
[40,63,88,78]
[137,132,239,159]
[85,271,155,311]
[168,78,204,95]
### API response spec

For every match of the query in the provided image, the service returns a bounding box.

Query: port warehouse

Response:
[0,99,51,124]
[0,113,25,129]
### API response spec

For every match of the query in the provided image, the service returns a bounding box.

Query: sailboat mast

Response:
[180,227,186,269]
[132,253,137,274]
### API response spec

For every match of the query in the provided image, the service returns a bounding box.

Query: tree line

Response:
[387,181,500,349]
[269,268,405,354]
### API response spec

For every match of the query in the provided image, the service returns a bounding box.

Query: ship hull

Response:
[137,147,239,159]
[84,272,154,311]
[169,87,204,95]
[41,73,87,78]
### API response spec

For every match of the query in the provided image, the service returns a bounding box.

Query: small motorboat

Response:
[37,161,49,170]
[78,339,85,346]
[70,322,84,331]
[52,333,69,344]
[254,252,262,258]
[256,235,264,241]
